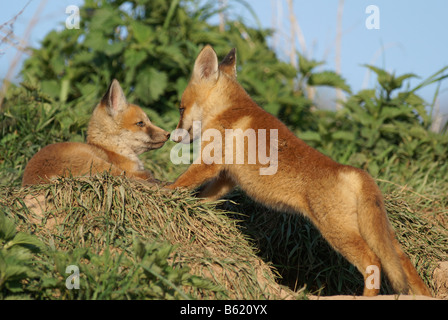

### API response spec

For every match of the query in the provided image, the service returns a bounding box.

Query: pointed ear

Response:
[192,45,219,82]
[102,79,127,116]
[219,48,237,79]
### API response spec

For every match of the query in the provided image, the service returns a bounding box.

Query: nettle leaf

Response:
[124,49,147,68]
[264,102,281,116]
[0,214,17,242]
[363,64,390,85]
[7,233,44,253]
[400,92,425,106]
[72,51,95,65]
[156,45,187,70]
[307,71,351,93]
[50,56,65,75]
[130,20,155,45]
[83,31,108,51]
[380,106,410,121]
[394,73,419,88]
[104,41,126,57]
[136,68,168,103]
[89,7,121,32]
[298,54,324,76]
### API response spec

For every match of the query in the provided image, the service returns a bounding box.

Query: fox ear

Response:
[193,45,219,83]
[102,79,127,116]
[219,48,237,79]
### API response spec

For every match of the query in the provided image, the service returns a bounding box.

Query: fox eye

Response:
[135,121,145,127]
[179,107,185,116]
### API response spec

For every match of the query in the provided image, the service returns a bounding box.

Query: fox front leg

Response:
[166,163,221,190]
[197,171,236,202]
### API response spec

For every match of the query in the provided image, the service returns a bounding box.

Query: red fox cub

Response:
[167,45,431,297]
[22,79,170,186]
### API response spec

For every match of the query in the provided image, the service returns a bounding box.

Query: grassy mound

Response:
[1,174,447,299]
[1,174,294,300]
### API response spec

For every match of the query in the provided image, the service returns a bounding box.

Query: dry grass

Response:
[1,174,296,299]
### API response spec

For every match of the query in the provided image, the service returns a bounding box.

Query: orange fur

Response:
[167,45,431,297]
[22,79,170,186]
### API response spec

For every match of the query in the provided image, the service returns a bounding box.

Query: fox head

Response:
[87,79,170,155]
[173,45,239,143]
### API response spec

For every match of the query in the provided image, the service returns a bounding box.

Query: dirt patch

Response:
[433,261,448,299]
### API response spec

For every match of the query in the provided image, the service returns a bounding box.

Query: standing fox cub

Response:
[167,45,431,296]
[22,79,170,186]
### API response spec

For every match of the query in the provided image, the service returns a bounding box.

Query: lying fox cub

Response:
[167,45,431,297]
[22,79,170,186]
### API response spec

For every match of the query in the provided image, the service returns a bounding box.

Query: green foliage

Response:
[298,54,351,94]
[37,241,220,300]
[1,0,308,187]
[278,54,351,127]
[299,65,448,179]
[0,81,89,186]
[0,213,44,298]
[0,208,221,300]
[18,0,304,116]
[134,241,222,299]
[0,176,284,299]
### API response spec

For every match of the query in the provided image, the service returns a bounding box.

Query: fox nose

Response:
[165,131,170,140]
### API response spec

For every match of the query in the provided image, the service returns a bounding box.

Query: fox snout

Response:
[148,126,170,148]
[155,129,171,143]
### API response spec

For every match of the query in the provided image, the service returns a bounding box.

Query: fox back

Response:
[22,79,170,186]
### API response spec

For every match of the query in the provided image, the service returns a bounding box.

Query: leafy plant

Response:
[277,53,351,128]
[0,175,284,299]
[1,0,309,187]
[0,212,44,298]
[299,65,448,178]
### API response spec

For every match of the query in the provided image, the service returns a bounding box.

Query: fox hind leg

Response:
[317,226,383,296]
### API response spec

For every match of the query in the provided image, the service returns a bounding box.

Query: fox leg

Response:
[167,164,221,190]
[197,171,236,201]
[319,228,383,296]
[308,209,383,295]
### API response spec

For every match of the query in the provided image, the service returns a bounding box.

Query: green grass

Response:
[1,174,294,299]
[1,78,447,299]
[1,107,447,299]
[1,167,446,299]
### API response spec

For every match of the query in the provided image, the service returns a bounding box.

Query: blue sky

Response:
[237,0,448,118]
[1,0,447,119]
